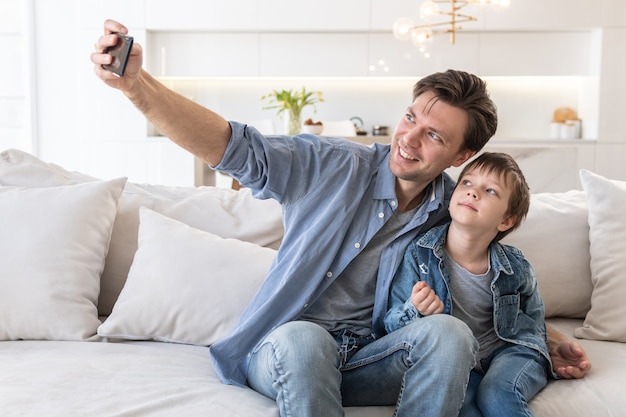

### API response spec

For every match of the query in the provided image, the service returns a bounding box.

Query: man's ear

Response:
[451,150,475,168]
[497,215,517,232]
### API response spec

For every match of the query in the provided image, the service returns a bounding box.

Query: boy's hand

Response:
[411,281,444,316]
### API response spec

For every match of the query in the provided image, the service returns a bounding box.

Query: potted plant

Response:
[261,87,324,135]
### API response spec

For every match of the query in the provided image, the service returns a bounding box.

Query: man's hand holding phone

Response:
[102,33,133,77]
[91,20,142,89]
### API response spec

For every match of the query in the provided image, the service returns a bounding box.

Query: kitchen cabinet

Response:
[76,0,145,29]
[369,31,594,77]
[259,33,369,77]
[144,0,370,31]
[148,30,596,78]
[477,32,594,77]
[369,0,605,32]
[257,0,370,31]
[144,0,258,31]
[147,32,260,77]
[368,33,481,76]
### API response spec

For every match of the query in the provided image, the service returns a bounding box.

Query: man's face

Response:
[389,91,473,186]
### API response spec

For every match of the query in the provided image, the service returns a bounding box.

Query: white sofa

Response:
[1,148,625,417]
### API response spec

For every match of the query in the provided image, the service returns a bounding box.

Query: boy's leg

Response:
[458,370,485,417]
[476,344,549,417]
[341,315,478,417]
[247,321,343,417]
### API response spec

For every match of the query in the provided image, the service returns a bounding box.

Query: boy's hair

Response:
[413,69,498,154]
[456,152,531,241]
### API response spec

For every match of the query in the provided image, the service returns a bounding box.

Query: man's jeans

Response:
[460,344,549,417]
[247,315,478,417]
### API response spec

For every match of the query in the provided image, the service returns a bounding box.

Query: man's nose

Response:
[404,125,425,145]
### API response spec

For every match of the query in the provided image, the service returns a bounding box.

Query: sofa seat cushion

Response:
[1,319,624,417]
[0,340,279,417]
[530,318,626,416]
[0,340,391,417]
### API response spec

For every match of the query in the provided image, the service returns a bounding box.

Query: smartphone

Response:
[102,33,134,77]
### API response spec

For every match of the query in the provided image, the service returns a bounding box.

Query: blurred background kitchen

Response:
[2,0,625,191]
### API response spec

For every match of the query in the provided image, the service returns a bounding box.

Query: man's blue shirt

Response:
[209,121,454,386]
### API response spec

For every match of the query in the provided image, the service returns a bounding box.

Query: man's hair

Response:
[413,69,498,153]
[456,152,531,241]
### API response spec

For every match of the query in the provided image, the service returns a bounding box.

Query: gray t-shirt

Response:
[444,251,505,367]
[300,208,418,336]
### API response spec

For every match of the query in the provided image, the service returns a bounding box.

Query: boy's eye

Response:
[486,188,498,196]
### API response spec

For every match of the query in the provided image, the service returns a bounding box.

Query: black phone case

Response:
[102,33,134,77]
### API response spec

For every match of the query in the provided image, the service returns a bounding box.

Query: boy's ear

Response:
[497,215,517,232]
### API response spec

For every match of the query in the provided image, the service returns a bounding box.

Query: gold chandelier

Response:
[393,0,510,49]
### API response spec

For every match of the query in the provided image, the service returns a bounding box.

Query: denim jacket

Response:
[385,223,555,377]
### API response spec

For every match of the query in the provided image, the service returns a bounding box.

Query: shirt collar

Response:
[373,153,397,201]
[373,152,447,209]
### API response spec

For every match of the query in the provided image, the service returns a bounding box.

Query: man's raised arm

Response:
[90,19,231,167]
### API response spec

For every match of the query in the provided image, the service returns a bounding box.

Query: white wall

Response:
[0,0,34,154]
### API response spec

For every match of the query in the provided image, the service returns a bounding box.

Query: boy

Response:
[385,152,554,416]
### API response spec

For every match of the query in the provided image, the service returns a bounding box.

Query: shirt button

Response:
[354,242,361,249]
[326,271,333,278]
[391,201,397,207]
[303,303,308,308]
[378,212,385,218]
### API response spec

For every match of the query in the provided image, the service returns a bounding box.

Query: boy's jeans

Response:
[247,315,478,417]
[461,344,549,417]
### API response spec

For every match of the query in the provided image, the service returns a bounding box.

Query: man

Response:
[92,20,591,417]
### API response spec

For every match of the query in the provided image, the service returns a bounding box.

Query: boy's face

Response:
[449,167,515,235]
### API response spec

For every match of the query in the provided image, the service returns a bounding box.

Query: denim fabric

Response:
[210,122,455,386]
[461,344,549,417]
[248,316,478,417]
[385,222,554,377]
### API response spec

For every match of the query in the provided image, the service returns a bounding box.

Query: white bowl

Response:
[301,124,323,135]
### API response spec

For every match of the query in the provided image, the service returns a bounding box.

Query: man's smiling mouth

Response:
[399,147,418,161]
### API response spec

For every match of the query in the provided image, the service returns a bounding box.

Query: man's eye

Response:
[428,131,441,141]
[405,113,415,122]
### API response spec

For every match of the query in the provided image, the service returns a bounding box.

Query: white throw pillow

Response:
[0,149,284,316]
[0,147,96,186]
[100,182,283,316]
[98,208,276,346]
[502,190,592,318]
[574,170,626,342]
[0,178,127,341]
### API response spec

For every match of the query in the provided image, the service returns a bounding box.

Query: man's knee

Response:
[259,321,339,368]
[407,315,475,344]
[402,315,478,364]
